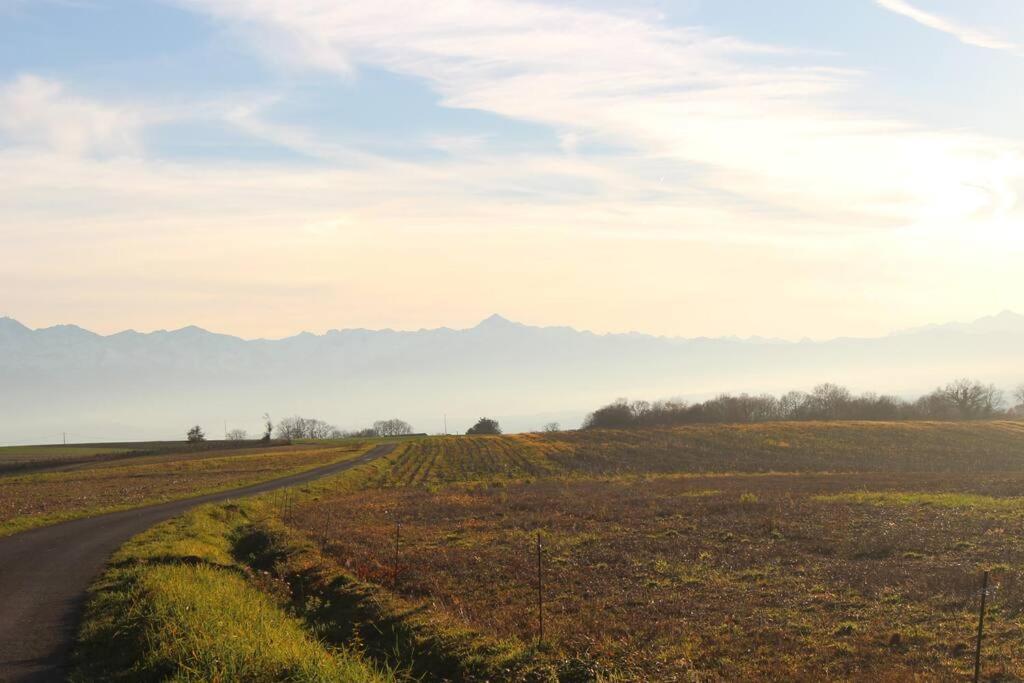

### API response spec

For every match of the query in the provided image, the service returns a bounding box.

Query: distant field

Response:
[0,439,290,474]
[268,421,1024,680]
[372,421,1024,486]
[0,444,132,465]
[0,441,373,536]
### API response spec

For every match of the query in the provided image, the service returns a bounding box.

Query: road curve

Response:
[0,442,396,683]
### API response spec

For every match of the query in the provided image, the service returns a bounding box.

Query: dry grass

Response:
[0,444,133,473]
[64,423,1024,680]
[290,473,1024,680]
[0,442,371,536]
[370,422,1024,489]
[0,439,293,474]
[279,422,1024,681]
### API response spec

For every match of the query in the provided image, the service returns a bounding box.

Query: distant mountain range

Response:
[2,311,1022,444]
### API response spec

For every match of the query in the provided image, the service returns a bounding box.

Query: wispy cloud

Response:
[2,1,1022,338]
[0,75,143,156]
[875,0,1018,52]
[170,0,1023,233]
[5,2,1022,240]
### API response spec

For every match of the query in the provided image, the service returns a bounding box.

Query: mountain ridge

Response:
[2,311,1021,443]
[4,310,1022,345]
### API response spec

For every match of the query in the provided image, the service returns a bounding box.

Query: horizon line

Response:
[2,309,1022,345]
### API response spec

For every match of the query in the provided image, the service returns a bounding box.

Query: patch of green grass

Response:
[72,504,390,683]
[816,491,1024,512]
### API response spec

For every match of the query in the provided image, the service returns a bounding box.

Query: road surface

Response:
[0,442,395,682]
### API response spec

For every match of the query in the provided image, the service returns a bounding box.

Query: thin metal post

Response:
[974,570,989,683]
[327,505,335,545]
[394,521,401,589]
[536,531,544,645]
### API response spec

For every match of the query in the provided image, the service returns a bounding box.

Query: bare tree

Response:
[261,413,273,441]
[580,377,1012,429]
[306,419,337,439]
[938,378,1004,419]
[274,415,340,440]
[226,428,248,441]
[373,418,414,437]
[187,425,205,442]
[1010,384,1024,417]
[778,391,808,419]
[274,416,303,440]
[542,422,561,433]
[807,383,853,420]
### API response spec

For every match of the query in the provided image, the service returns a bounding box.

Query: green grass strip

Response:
[71,504,391,682]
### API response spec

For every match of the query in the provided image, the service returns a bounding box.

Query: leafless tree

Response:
[373,418,414,437]
[226,428,248,441]
[275,416,340,440]
[542,422,561,432]
[937,378,1004,419]
[581,377,1012,429]
[1015,384,1024,407]
[778,391,808,419]
[806,383,853,420]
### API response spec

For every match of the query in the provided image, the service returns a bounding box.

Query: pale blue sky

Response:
[1,0,1022,339]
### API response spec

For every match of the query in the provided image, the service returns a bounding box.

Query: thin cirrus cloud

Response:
[875,0,1019,52]
[1,0,1022,338]
[172,0,1024,235]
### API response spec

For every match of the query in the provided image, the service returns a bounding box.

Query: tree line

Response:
[583,379,1024,430]
[272,416,415,440]
[188,415,415,442]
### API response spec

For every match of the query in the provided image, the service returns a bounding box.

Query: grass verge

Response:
[71,502,391,682]
[233,516,574,682]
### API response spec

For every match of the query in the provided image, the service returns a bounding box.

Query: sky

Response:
[1,0,1022,340]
